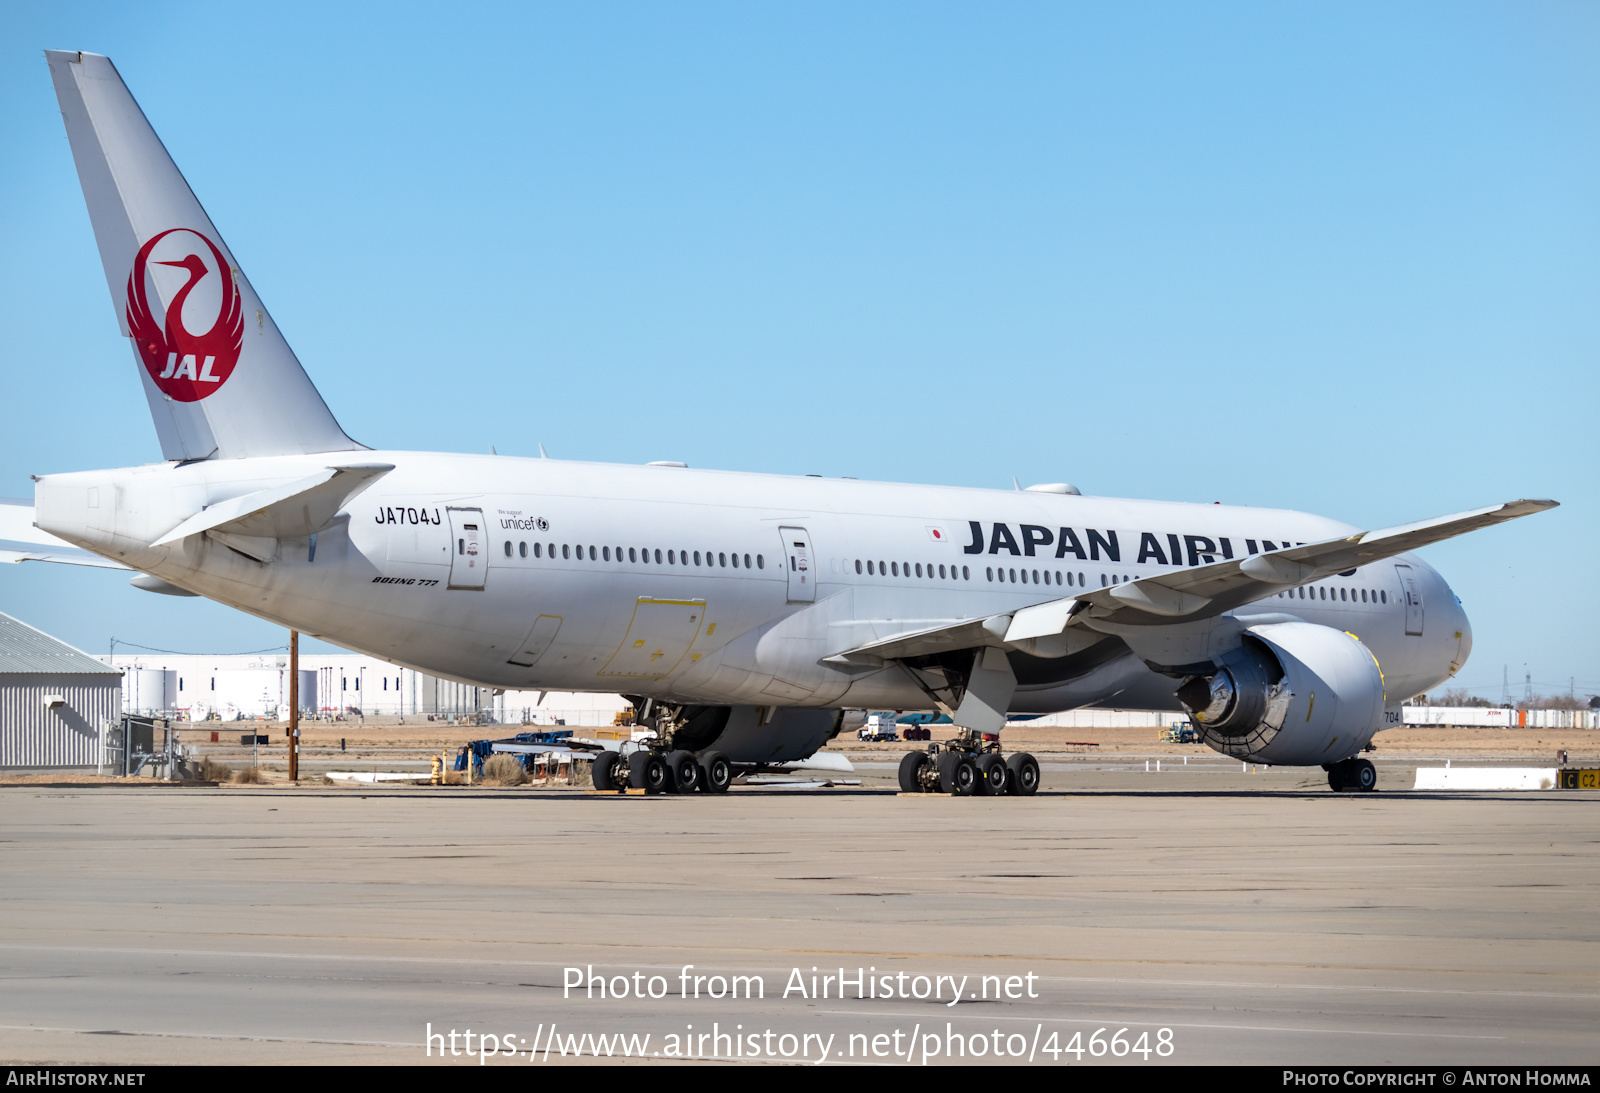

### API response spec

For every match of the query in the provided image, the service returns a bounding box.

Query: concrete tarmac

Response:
[1,771,1596,1066]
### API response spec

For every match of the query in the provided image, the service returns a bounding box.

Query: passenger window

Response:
[694,551,701,566]
[962,566,969,580]
[628,547,637,563]
[986,567,994,581]
[719,552,727,567]
[745,554,752,568]
[757,555,764,569]
[503,541,511,558]
[939,564,946,579]
[668,550,676,565]
[520,542,528,558]
[1009,568,1017,582]
[589,546,597,561]
[562,544,570,559]
[856,559,863,575]
[655,549,663,564]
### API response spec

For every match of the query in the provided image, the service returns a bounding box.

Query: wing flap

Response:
[151,462,394,546]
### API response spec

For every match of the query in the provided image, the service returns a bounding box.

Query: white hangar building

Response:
[0,612,122,770]
[102,651,627,726]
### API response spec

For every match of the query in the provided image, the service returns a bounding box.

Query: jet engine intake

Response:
[1178,621,1386,765]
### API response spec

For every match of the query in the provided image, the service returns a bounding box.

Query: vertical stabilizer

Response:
[46,50,361,461]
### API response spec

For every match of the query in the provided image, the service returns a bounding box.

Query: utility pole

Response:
[288,630,300,782]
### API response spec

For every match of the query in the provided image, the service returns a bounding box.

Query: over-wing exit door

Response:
[780,526,815,603]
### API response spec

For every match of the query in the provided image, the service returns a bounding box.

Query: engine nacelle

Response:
[1176,621,1385,765]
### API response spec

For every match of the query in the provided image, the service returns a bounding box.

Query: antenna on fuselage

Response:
[539,443,550,459]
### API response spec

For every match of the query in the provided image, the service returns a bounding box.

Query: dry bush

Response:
[480,754,529,786]
[197,756,232,782]
[230,766,266,785]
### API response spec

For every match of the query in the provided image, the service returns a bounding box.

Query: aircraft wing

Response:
[828,498,1556,663]
[1007,497,1556,638]
[0,497,129,570]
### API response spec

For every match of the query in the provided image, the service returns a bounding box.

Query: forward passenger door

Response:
[446,507,487,590]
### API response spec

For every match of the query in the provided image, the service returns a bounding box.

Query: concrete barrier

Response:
[1413,767,1556,790]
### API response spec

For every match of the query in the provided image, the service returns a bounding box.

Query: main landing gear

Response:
[897,730,1039,797]
[1324,757,1377,792]
[590,748,734,795]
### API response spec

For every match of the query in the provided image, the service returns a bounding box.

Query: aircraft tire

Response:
[629,751,667,794]
[1327,764,1346,792]
[1352,758,1377,792]
[591,751,617,791]
[665,749,701,793]
[938,753,976,796]
[700,751,732,794]
[898,751,929,793]
[975,752,1007,795]
[1005,752,1040,796]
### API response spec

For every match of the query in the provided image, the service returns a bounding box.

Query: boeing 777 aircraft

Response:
[6,51,1556,795]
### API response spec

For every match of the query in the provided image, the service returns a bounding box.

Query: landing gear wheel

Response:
[1352,758,1377,792]
[975,752,1008,795]
[938,753,977,796]
[591,751,618,791]
[1004,752,1040,796]
[699,751,732,794]
[665,749,701,793]
[628,751,667,794]
[1326,764,1346,792]
[898,751,930,793]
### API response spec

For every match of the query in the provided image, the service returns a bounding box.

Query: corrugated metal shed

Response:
[0,612,122,769]
[0,613,120,676]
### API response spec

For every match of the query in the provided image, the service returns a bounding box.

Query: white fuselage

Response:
[34,453,1471,717]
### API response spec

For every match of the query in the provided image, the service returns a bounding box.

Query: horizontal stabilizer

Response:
[0,497,130,569]
[151,463,394,547]
[0,546,130,570]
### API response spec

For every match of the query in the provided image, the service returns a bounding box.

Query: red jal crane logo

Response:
[125,228,243,402]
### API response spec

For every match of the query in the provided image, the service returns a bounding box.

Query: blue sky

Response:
[1,2,1595,700]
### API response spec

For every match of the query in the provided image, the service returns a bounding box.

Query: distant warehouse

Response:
[0,612,122,770]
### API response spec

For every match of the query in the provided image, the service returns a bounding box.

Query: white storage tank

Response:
[122,668,175,715]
